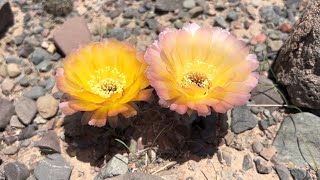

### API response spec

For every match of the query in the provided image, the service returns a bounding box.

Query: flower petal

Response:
[88,107,108,127]
[59,102,78,115]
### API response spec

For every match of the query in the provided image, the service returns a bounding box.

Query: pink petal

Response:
[59,102,78,115]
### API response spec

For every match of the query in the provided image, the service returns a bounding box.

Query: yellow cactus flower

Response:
[144,23,259,116]
[56,39,152,127]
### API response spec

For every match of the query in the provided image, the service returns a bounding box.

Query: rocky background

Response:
[0,0,319,180]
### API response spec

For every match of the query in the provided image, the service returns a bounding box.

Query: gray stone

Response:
[289,168,307,180]
[45,77,55,90]
[226,10,239,21]
[285,0,300,9]
[21,139,31,147]
[51,52,61,61]
[273,0,320,109]
[23,86,46,99]
[242,154,253,171]
[37,95,59,119]
[35,130,60,153]
[95,154,128,179]
[2,145,19,155]
[109,10,121,19]
[259,119,269,130]
[108,28,131,41]
[13,34,25,46]
[18,42,34,58]
[231,106,258,134]
[43,0,73,17]
[174,20,183,29]
[274,165,290,180]
[252,140,264,154]
[33,116,47,124]
[214,16,228,29]
[155,0,183,12]
[4,161,30,180]
[23,36,40,47]
[19,76,30,87]
[36,60,52,72]
[18,124,37,140]
[53,16,91,55]
[10,115,25,128]
[215,4,225,11]
[251,76,284,112]
[15,97,37,125]
[0,98,15,130]
[273,113,320,169]
[34,153,72,180]
[4,135,17,145]
[30,48,53,65]
[122,8,138,19]
[259,6,282,26]
[0,0,14,34]
[4,57,22,64]
[189,6,203,18]
[146,19,159,30]
[183,0,195,9]
[254,158,272,174]
[222,151,232,167]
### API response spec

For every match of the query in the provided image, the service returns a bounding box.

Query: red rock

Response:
[232,20,242,29]
[250,34,267,45]
[53,16,91,56]
[280,23,292,33]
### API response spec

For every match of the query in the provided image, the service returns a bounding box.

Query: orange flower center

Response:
[179,60,216,89]
[88,67,126,98]
[182,72,210,88]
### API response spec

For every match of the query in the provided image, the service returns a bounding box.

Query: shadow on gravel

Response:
[63,101,228,167]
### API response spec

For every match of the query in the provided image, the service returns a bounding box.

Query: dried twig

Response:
[151,161,177,175]
[201,170,209,180]
[247,104,287,107]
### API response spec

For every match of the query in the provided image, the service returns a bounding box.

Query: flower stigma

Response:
[88,66,126,98]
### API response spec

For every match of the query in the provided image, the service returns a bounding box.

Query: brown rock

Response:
[0,0,14,34]
[7,63,21,78]
[250,34,267,45]
[53,16,91,55]
[1,78,15,95]
[260,146,277,161]
[37,95,59,119]
[35,130,60,153]
[273,0,320,109]
[280,23,292,33]
[254,157,273,174]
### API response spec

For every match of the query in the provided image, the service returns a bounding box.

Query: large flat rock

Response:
[273,113,320,169]
[53,16,91,55]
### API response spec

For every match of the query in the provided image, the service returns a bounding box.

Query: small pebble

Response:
[7,63,21,78]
